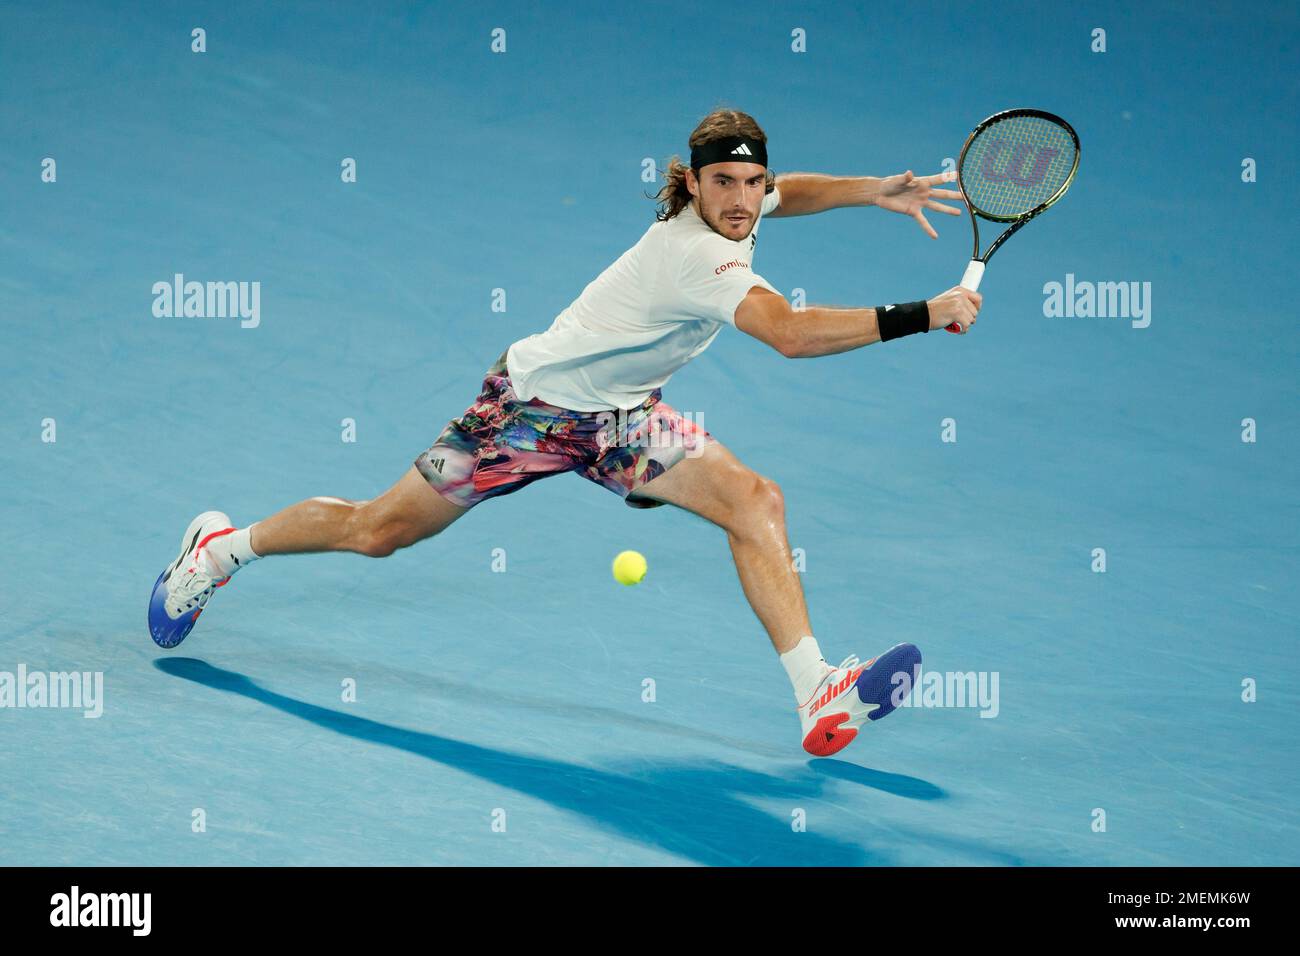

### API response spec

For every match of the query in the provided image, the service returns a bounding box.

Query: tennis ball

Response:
[612,550,647,586]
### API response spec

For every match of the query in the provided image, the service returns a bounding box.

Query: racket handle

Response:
[959,260,985,291]
[945,260,985,333]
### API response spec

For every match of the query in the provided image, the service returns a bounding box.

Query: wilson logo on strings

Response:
[979,142,1061,187]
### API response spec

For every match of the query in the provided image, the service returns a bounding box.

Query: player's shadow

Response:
[809,760,947,800]
[156,657,945,866]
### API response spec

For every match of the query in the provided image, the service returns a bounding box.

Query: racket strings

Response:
[960,116,1076,219]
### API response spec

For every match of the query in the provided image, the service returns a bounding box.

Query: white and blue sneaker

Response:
[148,511,236,648]
[798,642,922,757]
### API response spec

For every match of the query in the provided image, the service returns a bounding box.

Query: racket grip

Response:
[946,260,985,333]
[959,260,985,291]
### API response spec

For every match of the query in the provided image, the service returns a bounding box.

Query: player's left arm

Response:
[766,170,965,239]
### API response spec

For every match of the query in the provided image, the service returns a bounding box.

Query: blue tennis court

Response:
[1,0,1296,866]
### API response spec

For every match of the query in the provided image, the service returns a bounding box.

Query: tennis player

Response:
[149,108,981,757]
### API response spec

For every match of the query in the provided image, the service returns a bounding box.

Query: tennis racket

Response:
[945,108,1080,332]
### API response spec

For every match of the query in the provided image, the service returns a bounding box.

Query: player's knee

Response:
[754,476,785,521]
[357,523,428,558]
[357,530,399,558]
[732,473,784,533]
[348,507,421,558]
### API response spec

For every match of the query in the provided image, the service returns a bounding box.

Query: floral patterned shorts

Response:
[414,352,715,510]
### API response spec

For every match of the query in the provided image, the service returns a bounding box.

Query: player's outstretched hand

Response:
[875,170,967,239]
[928,286,981,334]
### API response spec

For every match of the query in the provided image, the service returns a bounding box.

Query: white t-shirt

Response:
[505,188,783,411]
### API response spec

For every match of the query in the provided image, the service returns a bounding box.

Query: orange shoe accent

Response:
[802,712,858,757]
[195,526,236,585]
[804,665,865,720]
[196,527,236,551]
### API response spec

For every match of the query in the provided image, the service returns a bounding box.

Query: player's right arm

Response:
[734,286,980,357]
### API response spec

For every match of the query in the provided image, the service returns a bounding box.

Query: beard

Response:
[697,195,752,240]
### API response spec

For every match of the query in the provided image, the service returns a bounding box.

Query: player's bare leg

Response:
[630,441,919,756]
[629,442,810,654]
[148,466,466,648]
[251,465,468,558]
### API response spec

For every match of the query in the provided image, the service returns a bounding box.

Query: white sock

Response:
[202,523,262,577]
[780,635,831,704]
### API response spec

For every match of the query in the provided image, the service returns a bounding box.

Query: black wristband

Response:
[875,300,930,342]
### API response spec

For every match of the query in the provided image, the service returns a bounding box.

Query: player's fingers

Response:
[924,171,957,185]
[914,210,938,239]
[925,200,963,216]
[930,189,965,201]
